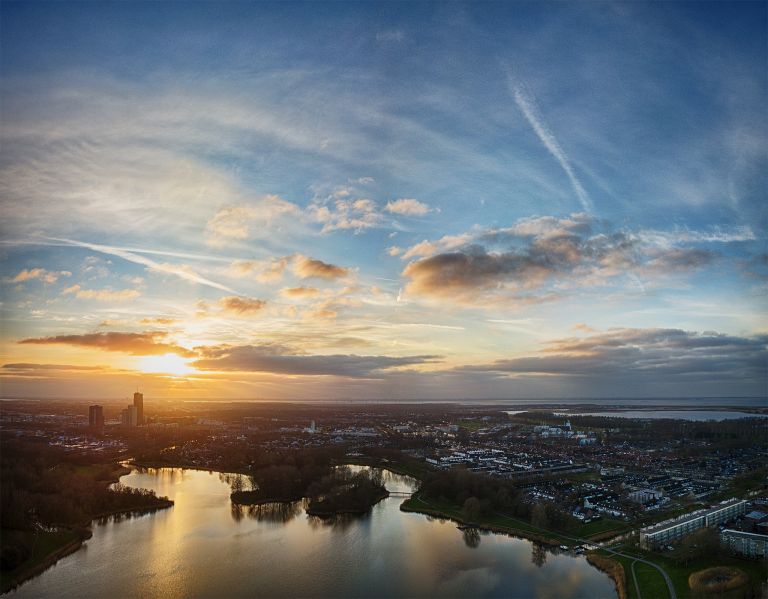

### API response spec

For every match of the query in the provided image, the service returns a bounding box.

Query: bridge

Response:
[388,491,413,497]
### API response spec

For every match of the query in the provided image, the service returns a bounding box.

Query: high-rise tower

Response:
[88,404,104,430]
[133,391,144,425]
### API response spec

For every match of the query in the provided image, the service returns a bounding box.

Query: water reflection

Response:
[462,527,481,548]
[230,500,305,524]
[531,542,548,567]
[11,466,616,599]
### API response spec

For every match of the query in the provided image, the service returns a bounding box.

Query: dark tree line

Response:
[1,438,170,571]
[418,467,576,531]
[306,468,388,516]
[231,446,344,503]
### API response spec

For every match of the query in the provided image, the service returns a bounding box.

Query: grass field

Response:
[611,544,767,599]
[576,517,631,539]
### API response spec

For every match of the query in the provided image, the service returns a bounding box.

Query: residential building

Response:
[720,529,768,558]
[639,499,747,548]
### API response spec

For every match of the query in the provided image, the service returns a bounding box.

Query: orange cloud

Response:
[218,295,267,314]
[293,254,350,280]
[281,286,320,298]
[62,284,140,301]
[19,331,194,357]
[10,268,71,284]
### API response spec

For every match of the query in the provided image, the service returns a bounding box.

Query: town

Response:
[2,395,767,598]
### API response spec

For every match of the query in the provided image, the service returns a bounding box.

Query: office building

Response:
[121,405,138,427]
[133,391,144,425]
[88,404,104,429]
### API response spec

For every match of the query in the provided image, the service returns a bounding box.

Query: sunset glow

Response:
[0,2,765,401]
[137,354,195,378]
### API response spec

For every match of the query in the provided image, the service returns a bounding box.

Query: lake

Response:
[10,466,616,598]
[551,410,767,421]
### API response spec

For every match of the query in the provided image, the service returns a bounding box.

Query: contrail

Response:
[512,84,593,212]
[50,238,238,294]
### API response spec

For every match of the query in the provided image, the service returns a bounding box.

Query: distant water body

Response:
[11,466,616,599]
[175,397,767,407]
[552,410,768,422]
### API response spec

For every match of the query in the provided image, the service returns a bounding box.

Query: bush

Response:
[688,566,748,594]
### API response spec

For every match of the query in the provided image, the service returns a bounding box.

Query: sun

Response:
[138,353,194,377]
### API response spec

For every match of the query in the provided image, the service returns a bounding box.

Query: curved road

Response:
[484,507,678,599]
[603,546,676,599]
[631,561,643,599]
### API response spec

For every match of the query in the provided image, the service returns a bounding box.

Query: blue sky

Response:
[1,1,765,399]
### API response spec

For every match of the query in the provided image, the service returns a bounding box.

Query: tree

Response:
[462,496,482,522]
[531,502,549,530]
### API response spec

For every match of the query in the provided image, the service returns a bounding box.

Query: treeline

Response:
[1,438,171,571]
[306,468,388,516]
[231,446,344,503]
[512,411,768,451]
[418,467,576,531]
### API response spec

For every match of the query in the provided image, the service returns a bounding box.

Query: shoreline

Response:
[306,489,390,517]
[399,498,565,548]
[1,465,173,595]
[585,552,628,599]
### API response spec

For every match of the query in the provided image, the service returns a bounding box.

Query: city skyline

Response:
[1,2,766,400]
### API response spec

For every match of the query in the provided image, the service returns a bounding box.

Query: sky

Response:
[0,1,766,401]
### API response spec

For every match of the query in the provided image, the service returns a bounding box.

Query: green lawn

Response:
[612,544,767,599]
[401,494,577,545]
[633,562,671,599]
[576,517,631,539]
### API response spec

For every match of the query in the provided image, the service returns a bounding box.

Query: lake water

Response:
[11,466,616,598]
[550,410,767,421]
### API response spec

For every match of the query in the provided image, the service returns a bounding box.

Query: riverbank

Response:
[1,463,173,595]
[586,553,627,599]
[400,494,568,547]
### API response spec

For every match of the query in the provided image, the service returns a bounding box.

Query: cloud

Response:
[455,328,767,386]
[139,317,178,325]
[230,256,291,282]
[511,84,593,211]
[193,344,441,377]
[19,331,194,357]
[218,296,267,314]
[2,363,104,371]
[61,284,140,301]
[308,197,383,233]
[281,286,320,298]
[387,246,403,257]
[204,195,302,246]
[401,233,473,260]
[385,198,432,216]
[8,268,72,284]
[293,254,350,280]
[401,214,721,304]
